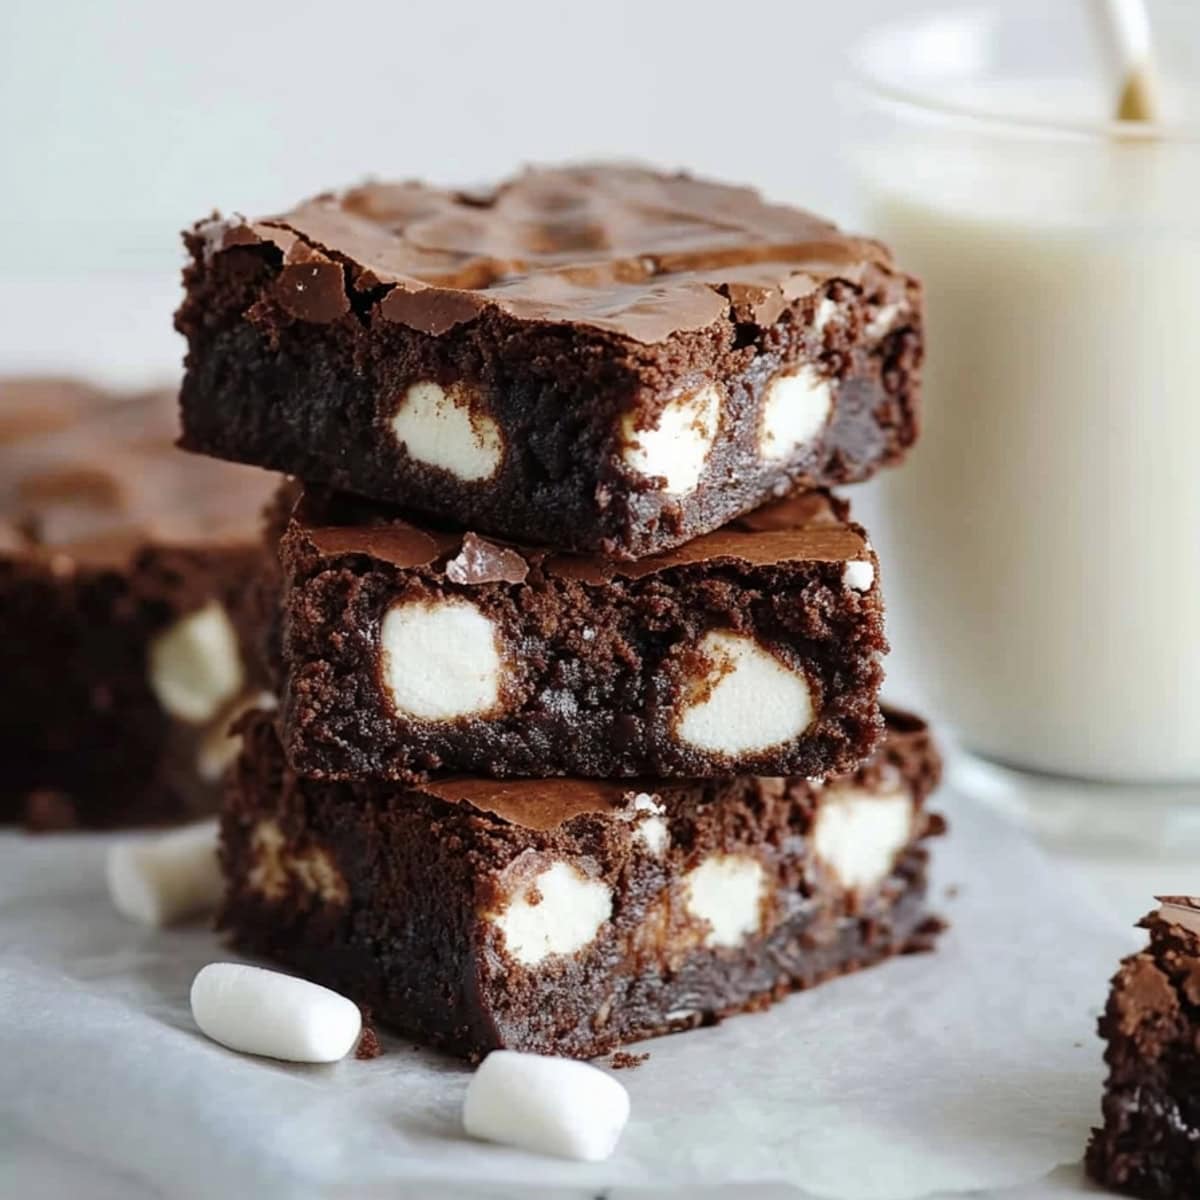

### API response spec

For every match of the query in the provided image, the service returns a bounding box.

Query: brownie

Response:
[1087,898,1200,1198]
[220,706,944,1060]
[177,164,922,559]
[0,377,278,829]
[277,486,886,783]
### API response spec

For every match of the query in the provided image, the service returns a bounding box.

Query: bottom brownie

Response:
[1087,899,1200,1199]
[220,708,944,1060]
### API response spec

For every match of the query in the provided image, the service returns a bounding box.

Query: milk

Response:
[855,84,1200,782]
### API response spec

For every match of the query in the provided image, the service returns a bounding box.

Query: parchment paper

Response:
[0,791,1129,1199]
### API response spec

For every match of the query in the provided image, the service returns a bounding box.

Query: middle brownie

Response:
[279,488,886,782]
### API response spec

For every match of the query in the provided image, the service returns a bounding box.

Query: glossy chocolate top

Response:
[0,378,277,568]
[294,488,870,583]
[198,164,894,344]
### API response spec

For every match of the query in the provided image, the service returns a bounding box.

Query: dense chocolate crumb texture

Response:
[220,706,945,1060]
[1087,897,1200,1199]
[0,377,277,828]
[278,486,887,783]
[178,164,922,557]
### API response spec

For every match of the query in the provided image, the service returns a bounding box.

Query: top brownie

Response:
[177,164,922,558]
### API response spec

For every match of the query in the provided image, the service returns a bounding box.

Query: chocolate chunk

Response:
[444,533,529,585]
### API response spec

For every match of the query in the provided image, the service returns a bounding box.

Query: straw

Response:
[1093,0,1162,122]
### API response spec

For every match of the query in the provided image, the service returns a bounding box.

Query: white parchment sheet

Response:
[0,792,1130,1200]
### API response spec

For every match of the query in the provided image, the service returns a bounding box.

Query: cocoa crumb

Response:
[610,1051,649,1070]
[355,1014,382,1060]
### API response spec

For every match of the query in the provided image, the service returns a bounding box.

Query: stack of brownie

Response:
[176,164,945,1059]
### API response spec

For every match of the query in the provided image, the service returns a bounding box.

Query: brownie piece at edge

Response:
[219,707,945,1060]
[0,378,278,829]
[278,488,887,783]
[1086,898,1200,1199]
[177,164,922,559]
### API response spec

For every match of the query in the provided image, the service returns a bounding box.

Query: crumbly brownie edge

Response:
[1086,909,1200,1199]
[178,233,920,559]
[219,711,941,1060]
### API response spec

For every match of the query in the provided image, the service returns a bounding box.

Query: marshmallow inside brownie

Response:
[178,165,922,560]
[220,706,943,1061]
[0,377,276,830]
[278,487,885,784]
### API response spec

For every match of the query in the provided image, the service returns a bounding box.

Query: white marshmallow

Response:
[380,597,504,721]
[628,793,669,856]
[683,854,767,947]
[675,631,814,757]
[843,560,876,591]
[865,302,902,339]
[620,384,721,494]
[812,785,914,893]
[390,380,503,482]
[758,366,833,463]
[190,963,361,1063]
[813,297,840,332]
[147,601,245,725]
[106,820,223,927]
[195,690,277,783]
[489,861,612,966]
[463,1050,630,1162]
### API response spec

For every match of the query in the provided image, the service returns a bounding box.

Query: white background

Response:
[1,0,963,278]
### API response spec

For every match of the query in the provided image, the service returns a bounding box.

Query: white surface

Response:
[190,963,362,1064]
[489,862,613,967]
[462,1051,631,1163]
[620,385,721,495]
[106,821,223,928]
[813,786,914,893]
[146,601,245,726]
[758,367,833,462]
[675,632,814,756]
[390,381,504,482]
[682,855,767,948]
[0,791,1138,1199]
[380,597,505,721]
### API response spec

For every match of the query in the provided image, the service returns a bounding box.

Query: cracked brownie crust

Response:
[177,164,922,558]
[220,706,944,1060]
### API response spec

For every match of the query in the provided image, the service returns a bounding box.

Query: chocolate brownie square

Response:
[0,377,277,828]
[177,164,922,558]
[220,706,944,1060]
[1087,898,1200,1198]
[277,487,886,783]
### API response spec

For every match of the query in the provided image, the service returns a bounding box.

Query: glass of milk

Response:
[844,3,1200,818]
